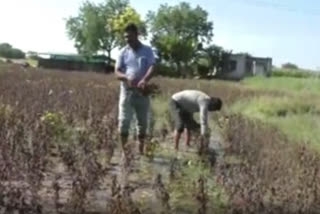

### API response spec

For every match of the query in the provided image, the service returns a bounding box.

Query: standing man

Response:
[115,23,156,155]
[169,90,222,151]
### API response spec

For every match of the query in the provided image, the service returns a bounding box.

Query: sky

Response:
[0,0,319,70]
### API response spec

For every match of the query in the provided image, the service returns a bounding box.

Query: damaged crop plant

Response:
[1,64,320,214]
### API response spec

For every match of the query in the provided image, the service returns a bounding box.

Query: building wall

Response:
[214,54,273,81]
[217,54,247,80]
[251,57,272,77]
[253,63,265,76]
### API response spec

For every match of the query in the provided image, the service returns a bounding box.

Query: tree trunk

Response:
[106,49,112,73]
[176,61,181,77]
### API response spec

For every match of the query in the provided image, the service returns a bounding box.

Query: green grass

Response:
[233,75,320,150]
[230,95,320,150]
[242,76,320,95]
[153,74,320,151]
[27,58,39,67]
[151,94,172,133]
[272,68,319,78]
[230,95,320,118]
[268,114,320,149]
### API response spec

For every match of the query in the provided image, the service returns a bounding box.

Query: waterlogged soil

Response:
[1,132,227,214]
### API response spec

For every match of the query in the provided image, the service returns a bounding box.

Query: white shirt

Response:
[172,90,211,135]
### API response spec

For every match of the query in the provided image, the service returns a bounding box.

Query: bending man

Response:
[169,90,222,151]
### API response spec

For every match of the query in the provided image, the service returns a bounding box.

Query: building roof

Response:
[27,52,115,64]
[231,53,272,61]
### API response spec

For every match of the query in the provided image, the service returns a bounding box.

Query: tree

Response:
[147,2,213,76]
[109,7,147,47]
[0,43,25,59]
[65,0,129,61]
[152,34,196,75]
[196,45,232,77]
[282,62,299,70]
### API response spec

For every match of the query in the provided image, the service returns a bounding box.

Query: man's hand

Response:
[126,77,135,88]
[198,134,209,155]
[137,79,147,89]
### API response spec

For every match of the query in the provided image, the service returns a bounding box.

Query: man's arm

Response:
[138,48,156,88]
[199,100,209,137]
[141,65,155,82]
[199,100,210,155]
[114,50,129,83]
[115,67,135,88]
[115,68,128,81]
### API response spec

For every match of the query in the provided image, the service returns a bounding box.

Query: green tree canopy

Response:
[195,45,232,77]
[65,0,129,59]
[147,2,213,76]
[109,7,147,47]
[282,62,299,70]
[0,43,25,59]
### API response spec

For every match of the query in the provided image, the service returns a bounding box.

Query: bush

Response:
[0,43,25,59]
[282,62,298,69]
[196,58,210,78]
[272,68,319,78]
[154,63,180,78]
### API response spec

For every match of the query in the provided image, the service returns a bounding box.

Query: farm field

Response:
[1,64,320,214]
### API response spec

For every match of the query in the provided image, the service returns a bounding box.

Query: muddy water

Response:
[1,130,227,214]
